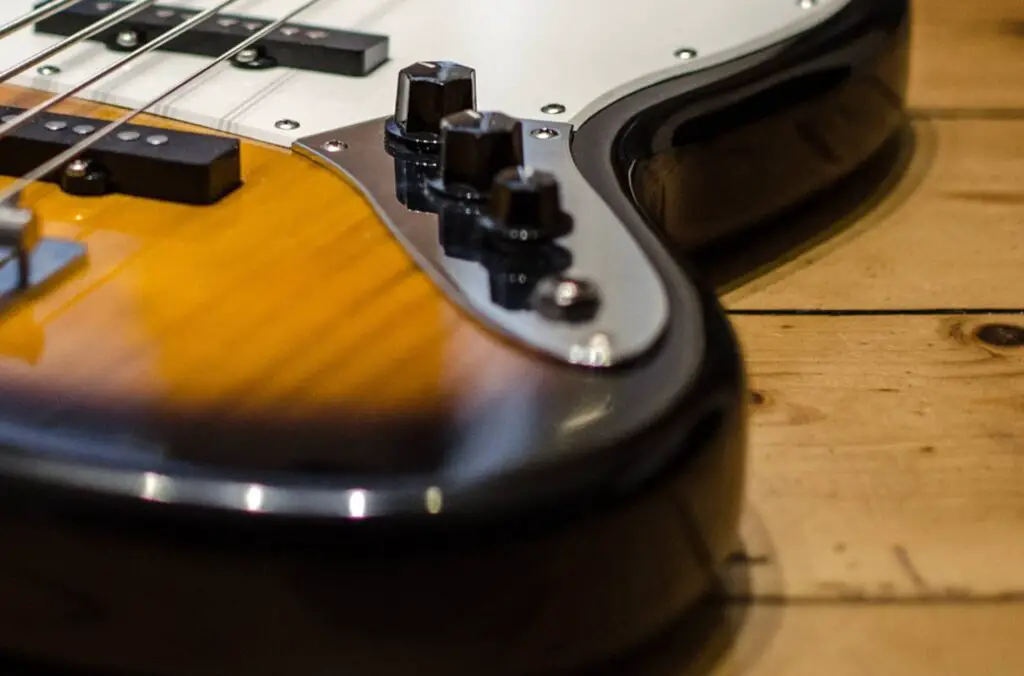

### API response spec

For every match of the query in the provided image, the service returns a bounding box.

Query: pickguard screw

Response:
[798,0,818,7]
[37,65,60,76]
[234,48,259,64]
[530,128,559,140]
[541,103,566,115]
[569,333,614,368]
[275,119,300,130]
[116,30,140,49]
[673,47,698,60]
[322,140,348,153]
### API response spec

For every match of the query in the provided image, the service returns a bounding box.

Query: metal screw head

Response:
[532,275,601,324]
[530,128,559,140]
[115,30,140,49]
[275,119,300,131]
[541,103,566,115]
[37,64,60,76]
[234,48,259,64]
[674,47,698,60]
[569,332,614,367]
[798,0,818,7]
[65,159,90,178]
[322,139,348,153]
[438,110,524,197]
[394,61,477,139]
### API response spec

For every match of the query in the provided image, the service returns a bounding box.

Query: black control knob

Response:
[386,61,476,152]
[434,110,524,199]
[481,244,572,311]
[478,166,573,245]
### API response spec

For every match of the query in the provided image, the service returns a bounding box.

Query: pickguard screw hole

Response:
[37,64,61,76]
[673,48,697,61]
[275,119,301,131]
[541,103,566,115]
[322,140,348,153]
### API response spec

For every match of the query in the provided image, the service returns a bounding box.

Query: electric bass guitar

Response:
[0,0,908,674]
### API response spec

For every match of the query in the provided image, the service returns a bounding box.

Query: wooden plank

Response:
[729,314,1024,597]
[908,0,1024,110]
[710,604,1023,676]
[594,602,1024,676]
[720,119,1024,310]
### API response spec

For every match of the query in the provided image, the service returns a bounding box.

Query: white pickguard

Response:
[0,0,847,147]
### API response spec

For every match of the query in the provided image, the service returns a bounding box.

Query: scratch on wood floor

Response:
[893,545,929,591]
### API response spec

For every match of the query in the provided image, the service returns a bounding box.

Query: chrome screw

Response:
[541,103,566,115]
[798,0,818,7]
[530,127,559,140]
[275,119,300,130]
[673,47,698,60]
[569,333,614,368]
[115,30,140,49]
[37,64,61,76]
[322,140,348,153]
[234,48,259,64]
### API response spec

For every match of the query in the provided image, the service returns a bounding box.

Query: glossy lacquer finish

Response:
[0,0,907,674]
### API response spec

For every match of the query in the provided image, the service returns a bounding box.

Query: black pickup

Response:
[0,107,241,205]
[33,1,389,77]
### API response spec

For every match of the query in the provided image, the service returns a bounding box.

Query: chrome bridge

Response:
[0,192,85,309]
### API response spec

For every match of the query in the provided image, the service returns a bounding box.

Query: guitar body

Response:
[0,0,908,674]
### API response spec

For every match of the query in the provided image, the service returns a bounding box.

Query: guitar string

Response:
[0,0,329,206]
[0,0,242,142]
[0,0,83,42]
[0,0,160,85]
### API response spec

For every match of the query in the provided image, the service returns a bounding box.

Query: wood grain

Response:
[712,604,1024,676]
[0,85,543,427]
[722,118,1024,310]
[731,314,1024,599]
[908,0,1024,111]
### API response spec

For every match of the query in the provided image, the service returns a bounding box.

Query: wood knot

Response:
[974,323,1024,348]
[749,390,767,406]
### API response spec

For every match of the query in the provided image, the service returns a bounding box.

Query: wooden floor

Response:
[630,1,1024,674]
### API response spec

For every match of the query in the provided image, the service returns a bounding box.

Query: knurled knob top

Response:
[436,110,524,198]
[389,61,476,151]
[478,166,573,244]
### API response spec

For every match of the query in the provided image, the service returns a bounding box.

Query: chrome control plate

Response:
[295,118,670,368]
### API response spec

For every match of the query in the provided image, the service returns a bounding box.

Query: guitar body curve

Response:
[0,0,909,674]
